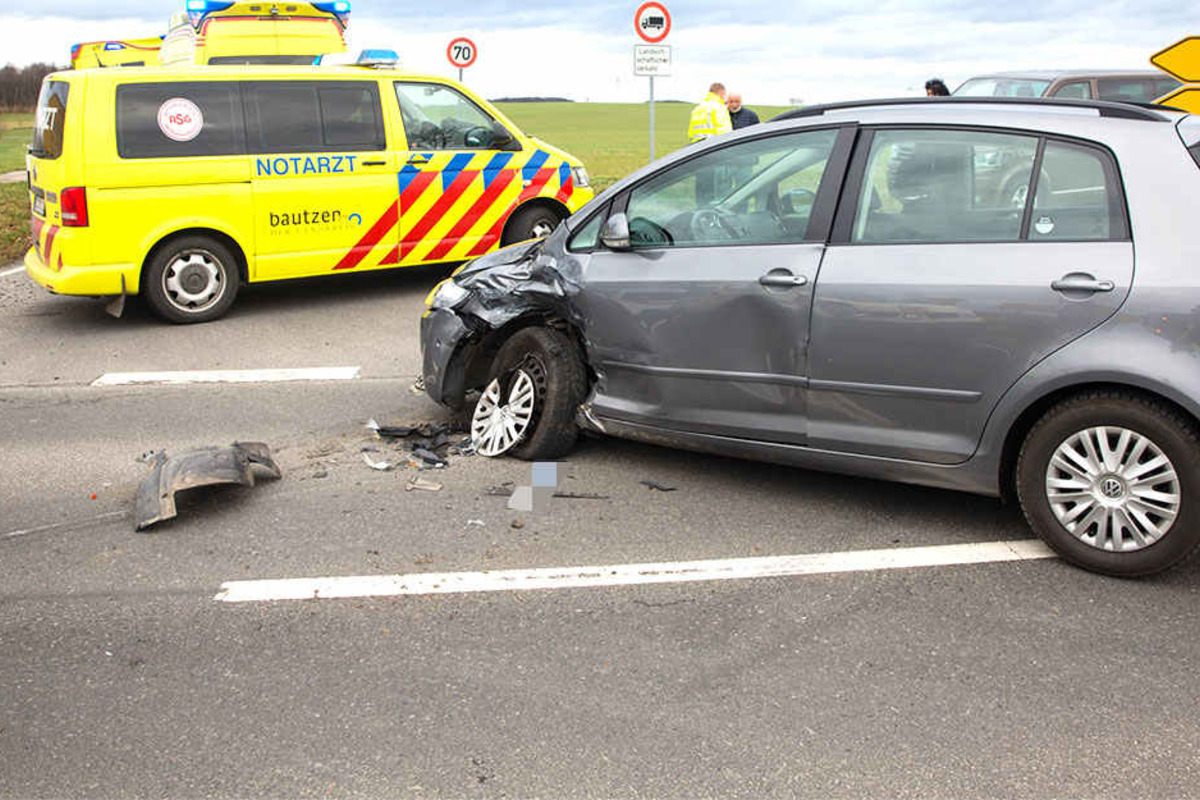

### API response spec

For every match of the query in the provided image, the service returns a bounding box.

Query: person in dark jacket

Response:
[727,92,760,129]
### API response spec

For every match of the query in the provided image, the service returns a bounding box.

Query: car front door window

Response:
[624,129,839,248]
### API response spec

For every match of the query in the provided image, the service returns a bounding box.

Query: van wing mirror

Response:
[600,213,632,251]
[491,122,520,151]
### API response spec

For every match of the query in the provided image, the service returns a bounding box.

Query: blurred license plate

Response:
[32,195,45,216]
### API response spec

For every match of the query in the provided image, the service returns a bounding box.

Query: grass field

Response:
[497,101,793,190]
[0,102,794,266]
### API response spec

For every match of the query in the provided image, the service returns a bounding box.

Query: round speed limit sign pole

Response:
[447,36,477,83]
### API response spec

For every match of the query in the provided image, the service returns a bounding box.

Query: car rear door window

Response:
[1096,78,1179,103]
[623,128,839,248]
[243,81,384,153]
[1028,141,1126,241]
[116,81,242,159]
[851,129,1037,244]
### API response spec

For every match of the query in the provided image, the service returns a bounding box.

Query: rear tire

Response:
[502,205,563,246]
[144,235,240,324]
[471,327,586,460]
[1016,391,1200,577]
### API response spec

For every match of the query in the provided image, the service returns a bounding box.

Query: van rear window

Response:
[116,82,243,159]
[31,80,69,160]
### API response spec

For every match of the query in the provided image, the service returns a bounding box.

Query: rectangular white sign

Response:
[634,44,671,76]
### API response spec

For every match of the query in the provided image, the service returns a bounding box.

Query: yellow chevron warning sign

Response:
[1152,36,1200,113]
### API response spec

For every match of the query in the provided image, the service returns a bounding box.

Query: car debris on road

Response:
[135,442,281,531]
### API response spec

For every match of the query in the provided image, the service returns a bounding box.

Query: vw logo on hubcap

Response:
[1100,477,1124,500]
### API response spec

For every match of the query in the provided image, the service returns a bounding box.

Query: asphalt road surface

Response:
[3,262,1200,799]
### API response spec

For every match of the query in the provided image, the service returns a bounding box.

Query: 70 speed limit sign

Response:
[447,37,478,69]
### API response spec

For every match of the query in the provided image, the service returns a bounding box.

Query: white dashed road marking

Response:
[0,265,26,278]
[91,367,361,387]
[215,540,1057,603]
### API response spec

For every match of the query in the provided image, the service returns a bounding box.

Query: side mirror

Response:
[600,213,632,251]
[491,122,520,151]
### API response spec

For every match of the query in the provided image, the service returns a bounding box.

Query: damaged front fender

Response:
[135,442,281,531]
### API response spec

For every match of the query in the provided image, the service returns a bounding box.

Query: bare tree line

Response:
[0,64,64,112]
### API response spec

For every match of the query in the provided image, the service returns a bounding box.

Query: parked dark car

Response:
[421,96,1200,577]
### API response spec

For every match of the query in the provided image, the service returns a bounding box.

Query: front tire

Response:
[1016,391,1200,576]
[471,327,586,460]
[144,235,240,324]
[502,205,563,246]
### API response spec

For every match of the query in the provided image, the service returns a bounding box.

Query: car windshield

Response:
[954,78,1051,98]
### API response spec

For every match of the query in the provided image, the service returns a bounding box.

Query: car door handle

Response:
[406,155,431,165]
[361,160,387,166]
[759,271,808,287]
[1051,274,1115,294]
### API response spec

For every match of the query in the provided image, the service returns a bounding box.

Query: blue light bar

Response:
[186,0,234,28]
[313,1,352,13]
[357,49,398,65]
[104,42,127,51]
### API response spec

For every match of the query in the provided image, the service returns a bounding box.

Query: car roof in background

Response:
[962,69,1174,81]
[772,96,1181,124]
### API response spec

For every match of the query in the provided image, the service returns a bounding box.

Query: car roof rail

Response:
[772,96,1172,123]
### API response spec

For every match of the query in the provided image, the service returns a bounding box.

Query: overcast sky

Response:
[0,1,1186,104]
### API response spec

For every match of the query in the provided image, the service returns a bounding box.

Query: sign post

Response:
[1150,36,1200,114]
[635,2,671,163]
[447,36,478,84]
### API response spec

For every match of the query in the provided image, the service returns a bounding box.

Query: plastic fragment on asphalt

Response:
[640,480,676,492]
[366,418,419,438]
[413,447,448,467]
[405,476,443,492]
[466,519,486,528]
[135,442,281,531]
[485,482,515,497]
[362,452,394,471]
[552,492,610,500]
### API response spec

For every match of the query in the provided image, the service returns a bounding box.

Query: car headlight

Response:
[426,279,471,310]
[572,165,590,188]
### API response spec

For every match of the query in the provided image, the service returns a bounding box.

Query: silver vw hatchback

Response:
[421,97,1200,577]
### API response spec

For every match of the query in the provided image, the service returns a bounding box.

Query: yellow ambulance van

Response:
[70,38,164,69]
[25,60,593,323]
[161,1,350,66]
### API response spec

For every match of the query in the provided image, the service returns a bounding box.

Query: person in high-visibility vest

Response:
[687,82,733,143]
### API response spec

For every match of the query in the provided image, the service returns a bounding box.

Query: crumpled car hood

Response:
[453,225,586,329]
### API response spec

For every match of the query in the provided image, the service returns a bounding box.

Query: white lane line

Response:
[91,366,361,387]
[214,540,1057,603]
[0,264,26,278]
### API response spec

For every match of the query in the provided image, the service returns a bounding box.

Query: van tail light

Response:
[60,187,88,227]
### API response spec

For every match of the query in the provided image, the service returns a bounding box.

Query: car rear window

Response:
[1096,78,1181,103]
[116,82,243,159]
[1190,143,1200,171]
[31,80,69,160]
[243,81,385,153]
[954,78,1050,98]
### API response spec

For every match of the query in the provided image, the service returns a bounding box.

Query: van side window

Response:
[244,81,385,153]
[116,82,243,159]
[394,82,502,150]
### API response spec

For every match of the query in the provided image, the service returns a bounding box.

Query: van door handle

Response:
[361,160,387,166]
[406,155,431,165]
[759,270,808,288]
[1051,273,1114,294]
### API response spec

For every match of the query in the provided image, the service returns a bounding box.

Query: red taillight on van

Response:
[60,187,88,227]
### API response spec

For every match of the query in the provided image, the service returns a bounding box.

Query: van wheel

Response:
[502,205,562,246]
[144,236,240,324]
[470,327,586,460]
[1016,391,1200,577]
